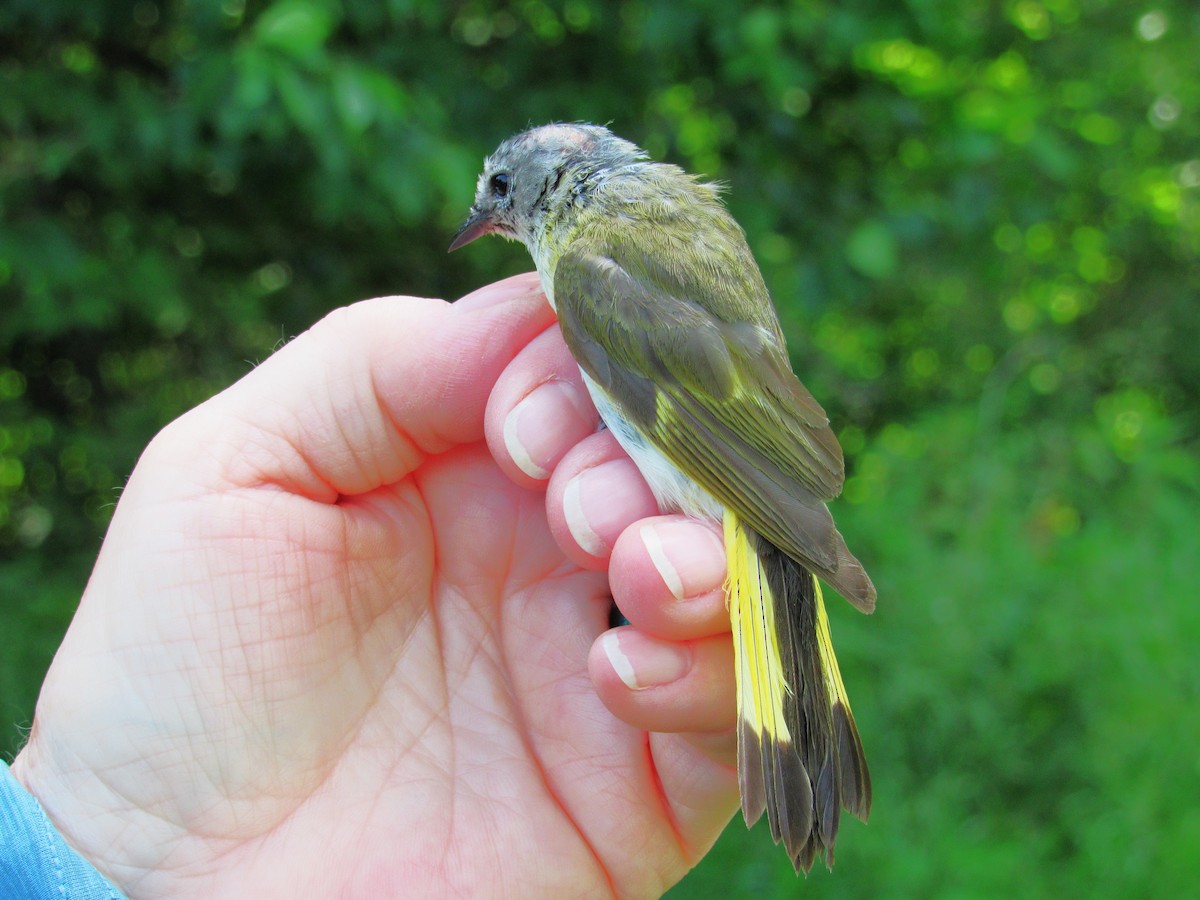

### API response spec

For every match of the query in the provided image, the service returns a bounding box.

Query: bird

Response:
[450,123,874,873]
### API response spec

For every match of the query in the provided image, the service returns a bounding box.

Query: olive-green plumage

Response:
[451,123,875,872]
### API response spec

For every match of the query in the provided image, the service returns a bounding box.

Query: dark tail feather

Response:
[732,525,871,873]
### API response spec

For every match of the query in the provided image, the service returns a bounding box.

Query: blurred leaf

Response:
[332,62,376,133]
[845,220,899,280]
[254,0,338,57]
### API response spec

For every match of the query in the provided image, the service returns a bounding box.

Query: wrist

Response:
[0,757,126,898]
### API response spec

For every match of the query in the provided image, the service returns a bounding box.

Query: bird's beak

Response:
[448,208,495,252]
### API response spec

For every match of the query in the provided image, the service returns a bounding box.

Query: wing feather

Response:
[553,230,874,608]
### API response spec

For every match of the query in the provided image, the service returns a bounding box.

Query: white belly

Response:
[581,372,724,522]
[539,272,721,520]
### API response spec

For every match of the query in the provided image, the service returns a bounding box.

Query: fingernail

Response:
[601,630,692,690]
[563,459,655,558]
[640,522,727,600]
[504,381,596,480]
[564,474,604,555]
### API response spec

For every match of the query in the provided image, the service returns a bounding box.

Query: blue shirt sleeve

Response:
[0,760,126,899]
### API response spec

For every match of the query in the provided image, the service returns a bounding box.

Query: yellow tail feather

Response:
[724,510,871,873]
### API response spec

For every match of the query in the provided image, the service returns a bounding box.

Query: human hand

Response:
[12,274,739,898]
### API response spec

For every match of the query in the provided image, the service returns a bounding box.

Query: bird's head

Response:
[449,123,644,254]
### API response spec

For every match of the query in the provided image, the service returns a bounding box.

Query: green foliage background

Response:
[2,0,1197,896]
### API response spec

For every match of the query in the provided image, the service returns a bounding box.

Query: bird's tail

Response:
[724,510,872,873]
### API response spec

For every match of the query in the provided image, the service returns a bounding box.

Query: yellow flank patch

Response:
[724,510,792,744]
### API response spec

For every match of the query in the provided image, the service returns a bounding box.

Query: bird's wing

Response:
[553,238,874,611]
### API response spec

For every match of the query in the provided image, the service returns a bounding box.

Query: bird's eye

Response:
[490,173,510,198]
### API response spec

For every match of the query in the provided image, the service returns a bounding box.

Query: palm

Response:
[73,447,674,894]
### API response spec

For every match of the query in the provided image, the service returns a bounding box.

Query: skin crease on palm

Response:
[10,273,742,898]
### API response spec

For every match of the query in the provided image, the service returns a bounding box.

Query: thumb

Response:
[164,273,555,500]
